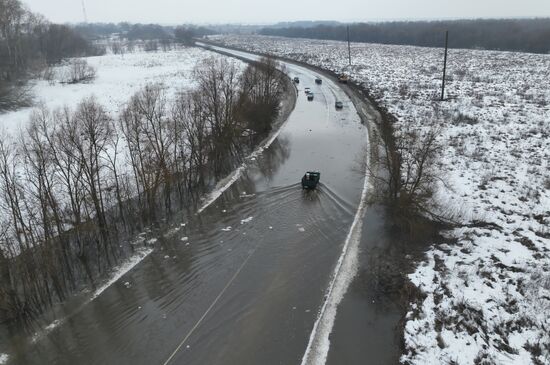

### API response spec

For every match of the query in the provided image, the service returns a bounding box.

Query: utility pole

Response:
[81,0,88,23]
[441,30,448,101]
[347,25,351,66]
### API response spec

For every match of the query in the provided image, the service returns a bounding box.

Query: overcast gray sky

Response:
[22,0,550,24]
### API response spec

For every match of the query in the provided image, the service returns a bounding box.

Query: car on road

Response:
[335,101,343,109]
[304,87,311,94]
[293,77,300,83]
[301,171,320,189]
[315,78,322,85]
[307,93,314,101]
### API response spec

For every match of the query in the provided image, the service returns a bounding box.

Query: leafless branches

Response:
[0,55,287,323]
[60,59,97,84]
[369,117,449,233]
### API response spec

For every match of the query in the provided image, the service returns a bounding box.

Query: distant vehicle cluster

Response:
[294,74,344,108]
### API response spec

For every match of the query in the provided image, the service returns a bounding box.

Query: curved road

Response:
[5,46,371,365]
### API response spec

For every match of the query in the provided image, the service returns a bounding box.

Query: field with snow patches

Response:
[0,46,231,135]
[210,35,550,364]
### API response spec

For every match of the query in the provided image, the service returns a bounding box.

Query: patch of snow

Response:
[197,165,247,214]
[91,248,153,301]
[0,354,7,364]
[163,227,181,238]
[221,226,232,232]
[31,318,64,344]
[240,216,253,224]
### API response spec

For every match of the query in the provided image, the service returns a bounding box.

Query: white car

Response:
[304,87,311,94]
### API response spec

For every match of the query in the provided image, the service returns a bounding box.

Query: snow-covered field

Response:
[0,46,224,135]
[210,35,550,364]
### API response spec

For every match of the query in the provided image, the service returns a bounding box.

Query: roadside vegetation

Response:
[0,54,288,325]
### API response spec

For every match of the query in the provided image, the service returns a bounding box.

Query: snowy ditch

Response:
[210,35,550,364]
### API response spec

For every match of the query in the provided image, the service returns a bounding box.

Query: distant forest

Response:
[260,18,550,54]
[72,23,215,41]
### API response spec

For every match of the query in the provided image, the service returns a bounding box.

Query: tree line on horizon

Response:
[73,22,215,42]
[260,18,550,54]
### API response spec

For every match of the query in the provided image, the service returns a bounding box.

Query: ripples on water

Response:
[2,180,355,365]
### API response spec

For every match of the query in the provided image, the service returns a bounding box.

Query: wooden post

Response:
[347,25,352,66]
[441,30,448,101]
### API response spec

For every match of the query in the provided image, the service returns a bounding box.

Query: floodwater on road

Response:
[0,46,383,365]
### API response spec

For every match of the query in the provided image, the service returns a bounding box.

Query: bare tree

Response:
[172,90,210,188]
[61,59,97,84]
[368,121,447,232]
[143,40,158,52]
[110,40,124,56]
[119,83,172,218]
[68,97,114,266]
[193,57,241,176]
[238,56,286,133]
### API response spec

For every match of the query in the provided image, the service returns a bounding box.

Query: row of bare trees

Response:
[0,56,287,324]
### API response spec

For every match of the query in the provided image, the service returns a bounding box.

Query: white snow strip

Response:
[91,248,153,301]
[197,165,246,214]
[240,216,253,224]
[0,353,8,364]
[301,136,370,365]
[30,318,65,344]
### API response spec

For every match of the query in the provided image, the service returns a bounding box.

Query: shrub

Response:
[61,59,97,84]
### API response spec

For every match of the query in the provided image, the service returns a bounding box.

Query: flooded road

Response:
[1,46,372,365]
